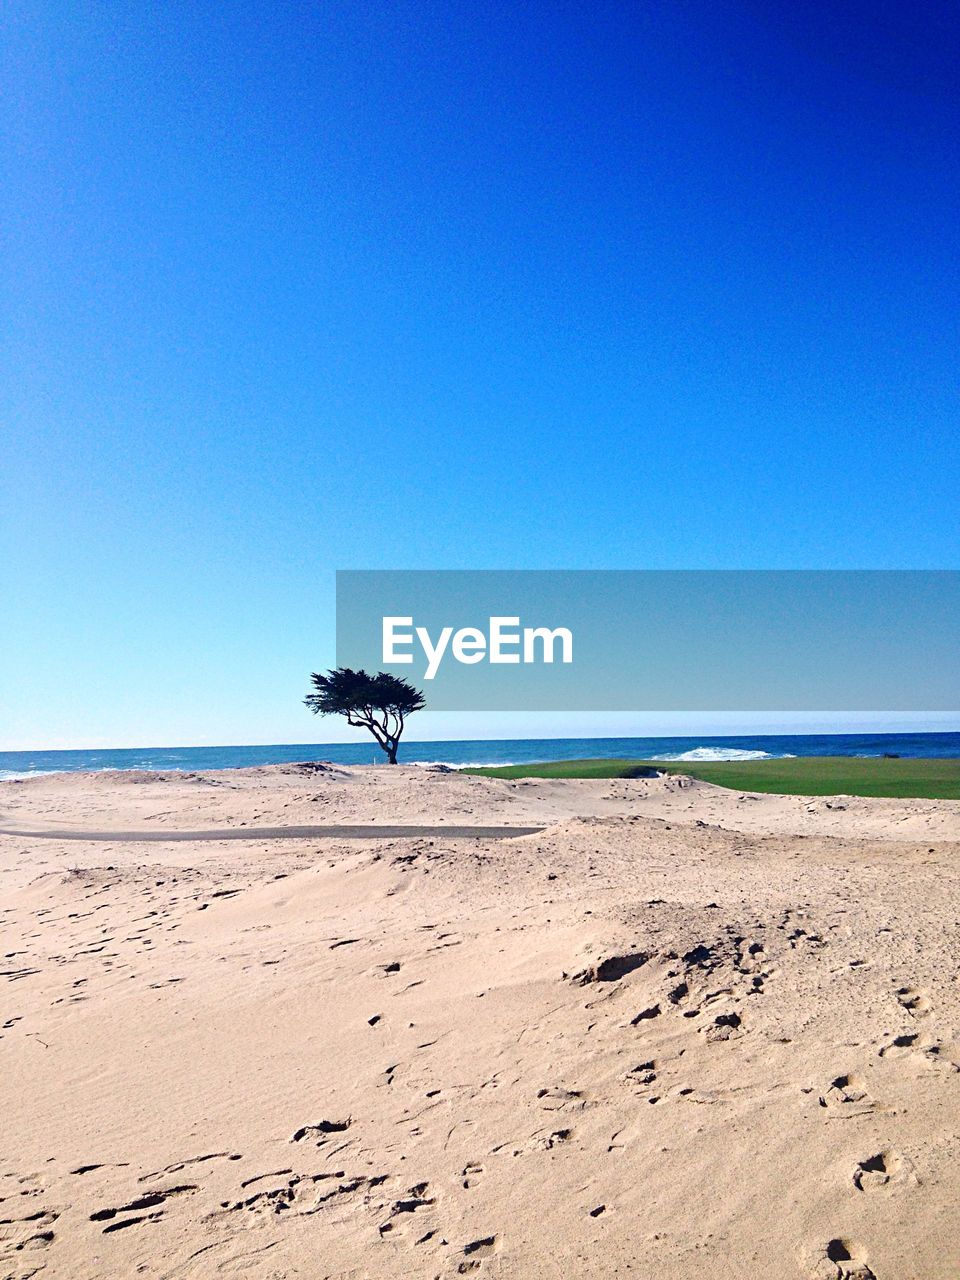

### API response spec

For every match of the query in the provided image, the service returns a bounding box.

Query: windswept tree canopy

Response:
[304,667,426,764]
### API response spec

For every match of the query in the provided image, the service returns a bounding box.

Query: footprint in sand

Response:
[853,1148,916,1193]
[0,1206,59,1262]
[810,1237,877,1279]
[493,1127,574,1157]
[536,1087,588,1113]
[457,1233,499,1273]
[818,1073,878,1114]
[623,1060,657,1086]
[704,1010,742,1043]
[139,1151,241,1182]
[896,986,932,1017]
[879,1032,921,1057]
[223,1170,385,1218]
[878,1032,956,1067]
[570,951,650,985]
[291,1118,351,1145]
[378,1180,437,1239]
[90,1184,198,1233]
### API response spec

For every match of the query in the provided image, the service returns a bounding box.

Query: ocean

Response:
[1,731,959,780]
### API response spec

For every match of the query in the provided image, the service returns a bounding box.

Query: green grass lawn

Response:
[465,756,960,799]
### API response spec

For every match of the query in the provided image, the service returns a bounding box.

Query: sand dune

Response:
[2,765,958,1278]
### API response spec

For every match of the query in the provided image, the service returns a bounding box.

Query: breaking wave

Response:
[654,747,795,762]
[0,769,60,781]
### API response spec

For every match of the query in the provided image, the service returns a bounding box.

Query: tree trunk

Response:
[386,743,398,764]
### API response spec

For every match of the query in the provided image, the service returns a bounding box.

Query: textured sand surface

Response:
[2,764,959,1279]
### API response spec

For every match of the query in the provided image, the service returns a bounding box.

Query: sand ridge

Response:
[3,761,959,839]
[1,765,959,1278]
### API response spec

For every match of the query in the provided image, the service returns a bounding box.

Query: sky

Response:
[2,1,959,749]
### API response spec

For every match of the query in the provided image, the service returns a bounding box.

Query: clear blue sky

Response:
[3,2,959,748]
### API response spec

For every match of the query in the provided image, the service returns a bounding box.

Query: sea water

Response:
[2,732,959,780]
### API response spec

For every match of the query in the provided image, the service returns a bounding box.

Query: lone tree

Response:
[304,667,426,764]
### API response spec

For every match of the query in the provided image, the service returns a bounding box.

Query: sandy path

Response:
[0,823,543,842]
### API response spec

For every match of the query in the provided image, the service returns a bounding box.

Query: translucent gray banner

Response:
[335,570,960,711]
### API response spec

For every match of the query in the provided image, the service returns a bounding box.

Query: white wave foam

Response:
[412,759,524,770]
[655,747,796,762]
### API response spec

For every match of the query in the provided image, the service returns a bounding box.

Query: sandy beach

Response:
[2,763,959,1279]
